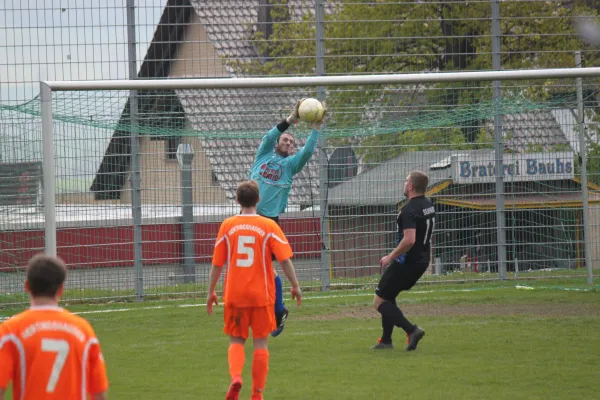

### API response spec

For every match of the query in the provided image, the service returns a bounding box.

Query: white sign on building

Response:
[451,152,575,184]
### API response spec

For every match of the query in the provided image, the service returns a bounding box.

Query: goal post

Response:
[35,66,600,302]
[41,83,57,258]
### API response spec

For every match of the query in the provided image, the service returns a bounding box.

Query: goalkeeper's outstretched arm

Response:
[288,102,327,174]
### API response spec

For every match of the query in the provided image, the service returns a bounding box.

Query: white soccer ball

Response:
[298,98,325,123]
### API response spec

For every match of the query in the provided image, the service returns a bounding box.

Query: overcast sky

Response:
[0,0,164,104]
[0,1,166,185]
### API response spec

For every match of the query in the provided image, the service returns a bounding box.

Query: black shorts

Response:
[375,260,429,301]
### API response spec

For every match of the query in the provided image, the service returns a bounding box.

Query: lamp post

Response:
[177,143,195,283]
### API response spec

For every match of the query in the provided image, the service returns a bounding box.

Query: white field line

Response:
[1,285,595,322]
[71,288,483,317]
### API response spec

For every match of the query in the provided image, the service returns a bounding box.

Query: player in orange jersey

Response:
[0,254,109,400]
[207,180,302,400]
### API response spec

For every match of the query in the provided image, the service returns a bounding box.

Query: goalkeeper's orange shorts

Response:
[224,305,276,339]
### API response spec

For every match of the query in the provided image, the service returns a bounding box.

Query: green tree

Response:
[588,141,600,186]
[230,0,600,161]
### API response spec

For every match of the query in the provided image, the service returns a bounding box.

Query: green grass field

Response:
[2,286,600,399]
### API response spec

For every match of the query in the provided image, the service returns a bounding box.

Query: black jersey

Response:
[396,195,436,264]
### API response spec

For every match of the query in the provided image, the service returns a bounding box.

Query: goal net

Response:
[1,71,599,305]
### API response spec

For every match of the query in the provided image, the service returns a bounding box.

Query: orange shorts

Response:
[223,305,276,339]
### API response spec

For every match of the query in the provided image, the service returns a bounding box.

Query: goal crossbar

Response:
[41,67,600,91]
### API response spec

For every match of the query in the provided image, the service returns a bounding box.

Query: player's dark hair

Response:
[409,171,429,194]
[277,132,295,144]
[237,180,260,208]
[26,254,67,297]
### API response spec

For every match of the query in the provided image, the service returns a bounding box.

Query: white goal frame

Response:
[40,66,600,285]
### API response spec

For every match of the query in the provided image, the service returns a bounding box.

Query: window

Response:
[327,147,358,188]
[165,137,181,160]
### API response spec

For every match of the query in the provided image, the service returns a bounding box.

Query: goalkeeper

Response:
[249,99,326,337]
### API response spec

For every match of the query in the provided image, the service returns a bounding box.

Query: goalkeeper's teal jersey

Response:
[249,125,320,218]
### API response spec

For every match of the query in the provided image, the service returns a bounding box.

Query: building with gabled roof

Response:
[88,0,332,207]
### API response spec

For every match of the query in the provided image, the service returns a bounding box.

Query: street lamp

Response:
[177,143,195,283]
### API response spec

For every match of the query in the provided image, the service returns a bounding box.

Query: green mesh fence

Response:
[0,80,599,307]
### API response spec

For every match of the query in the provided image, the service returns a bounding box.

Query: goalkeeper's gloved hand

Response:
[286,98,305,125]
[309,101,327,130]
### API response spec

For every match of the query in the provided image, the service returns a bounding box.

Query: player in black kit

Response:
[373,170,436,351]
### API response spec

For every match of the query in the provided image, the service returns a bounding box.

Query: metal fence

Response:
[1,0,600,305]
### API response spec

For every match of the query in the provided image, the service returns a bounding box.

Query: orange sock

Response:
[251,349,269,396]
[228,343,245,379]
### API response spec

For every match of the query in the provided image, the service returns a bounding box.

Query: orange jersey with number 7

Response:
[0,306,108,400]
[212,214,293,308]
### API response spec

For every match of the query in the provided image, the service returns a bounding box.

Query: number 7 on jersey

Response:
[424,217,435,245]
[41,338,70,393]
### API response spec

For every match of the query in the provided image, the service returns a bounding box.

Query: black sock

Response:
[381,315,394,343]
[377,301,416,334]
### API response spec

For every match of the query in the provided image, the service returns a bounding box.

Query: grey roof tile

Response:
[326,150,492,206]
[498,110,570,153]
[175,77,320,204]
[189,1,330,73]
